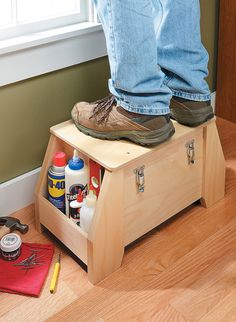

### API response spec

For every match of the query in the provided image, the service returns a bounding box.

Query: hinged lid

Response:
[50,119,214,171]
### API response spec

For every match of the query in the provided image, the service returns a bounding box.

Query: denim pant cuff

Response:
[116,98,170,115]
[172,90,212,102]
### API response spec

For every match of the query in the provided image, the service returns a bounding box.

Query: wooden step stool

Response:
[35,118,225,284]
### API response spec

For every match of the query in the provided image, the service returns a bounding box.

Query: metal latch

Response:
[134,165,145,193]
[185,139,195,165]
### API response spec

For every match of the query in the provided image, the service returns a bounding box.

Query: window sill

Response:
[0,22,107,87]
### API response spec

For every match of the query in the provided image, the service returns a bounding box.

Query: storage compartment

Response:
[35,118,225,284]
[38,195,88,264]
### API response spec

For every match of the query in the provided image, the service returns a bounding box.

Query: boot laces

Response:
[90,94,116,124]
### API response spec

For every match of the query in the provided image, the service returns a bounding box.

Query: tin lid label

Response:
[0,233,22,252]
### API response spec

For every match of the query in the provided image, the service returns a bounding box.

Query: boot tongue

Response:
[117,106,162,121]
[117,105,170,130]
[116,106,140,118]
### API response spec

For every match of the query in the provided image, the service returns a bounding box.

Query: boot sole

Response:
[74,122,175,146]
[170,106,214,127]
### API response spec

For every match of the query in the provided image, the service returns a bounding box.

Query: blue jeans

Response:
[93,0,211,115]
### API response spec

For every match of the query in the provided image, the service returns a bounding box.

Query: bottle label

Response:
[67,184,87,219]
[48,169,65,213]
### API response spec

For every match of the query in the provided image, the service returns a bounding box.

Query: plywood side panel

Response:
[38,195,88,264]
[123,128,203,245]
[87,169,124,284]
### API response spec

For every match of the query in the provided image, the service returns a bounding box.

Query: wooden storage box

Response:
[35,118,225,284]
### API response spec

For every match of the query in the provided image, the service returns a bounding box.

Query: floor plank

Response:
[48,216,236,321]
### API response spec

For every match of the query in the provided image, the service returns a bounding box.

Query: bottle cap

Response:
[77,192,84,202]
[0,233,22,252]
[53,152,66,167]
[69,150,84,170]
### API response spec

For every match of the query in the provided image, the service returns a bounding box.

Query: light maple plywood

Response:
[123,127,203,245]
[201,121,226,207]
[87,169,124,284]
[50,119,206,171]
[34,135,89,231]
[38,195,88,264]
[35,135,61,231]
[35,117,225,285]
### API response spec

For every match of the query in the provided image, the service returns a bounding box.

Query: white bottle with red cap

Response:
[80,186,97,233]
[48,151,67,213]
[69,191,84,225]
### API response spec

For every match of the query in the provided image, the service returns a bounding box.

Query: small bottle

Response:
[48,151,67,213]
[80,186,97,233]
[69,192,84,225]
[65,150,88,217]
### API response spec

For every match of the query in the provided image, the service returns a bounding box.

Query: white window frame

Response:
[0,0,88,41]
[0,1,107,87]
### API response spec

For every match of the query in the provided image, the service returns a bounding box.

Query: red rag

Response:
[0,242,54,297]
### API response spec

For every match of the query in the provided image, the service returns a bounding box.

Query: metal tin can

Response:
[48,167,65,213]
[0,233,22,261]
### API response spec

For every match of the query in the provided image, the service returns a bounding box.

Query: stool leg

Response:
[87,169,124,284]
[201,121,225,208]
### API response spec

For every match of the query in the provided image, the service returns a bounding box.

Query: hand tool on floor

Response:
[0,217,29,239]
[49,253,61,294]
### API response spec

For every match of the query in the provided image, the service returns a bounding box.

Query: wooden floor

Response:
[1,118,236,322]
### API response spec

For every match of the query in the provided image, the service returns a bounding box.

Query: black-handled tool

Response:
[0,216,29,239]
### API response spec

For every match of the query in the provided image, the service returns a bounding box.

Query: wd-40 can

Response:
[47,152,66,213]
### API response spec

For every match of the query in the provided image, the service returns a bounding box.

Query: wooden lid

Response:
[50,119,213,171]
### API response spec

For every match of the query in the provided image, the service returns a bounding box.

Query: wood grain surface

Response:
[0,117,235,322]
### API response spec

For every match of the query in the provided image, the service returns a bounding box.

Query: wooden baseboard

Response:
[0,168,40,216]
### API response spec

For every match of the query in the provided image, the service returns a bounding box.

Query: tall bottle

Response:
[48,151,66,213]
[65,150,88,217]
[80,186,97,233]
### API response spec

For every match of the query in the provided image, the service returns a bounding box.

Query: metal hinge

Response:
[185,139,195,165]
[134,165,145,193]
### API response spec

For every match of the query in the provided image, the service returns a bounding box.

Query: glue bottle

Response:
[80,186,97,233]
[65,150,88,217]
[69,191,84,225]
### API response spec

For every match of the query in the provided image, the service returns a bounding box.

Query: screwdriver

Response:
[50,253,61,294]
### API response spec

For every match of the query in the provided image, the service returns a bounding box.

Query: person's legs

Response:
[71,0,175,146]
[93,0,172,115]
[153,0,214,126]
[155,0,210,100]
[71,0,213,145]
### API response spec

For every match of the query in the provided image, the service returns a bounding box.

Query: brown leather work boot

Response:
[71,95,175,146]
[170,96,214,127]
